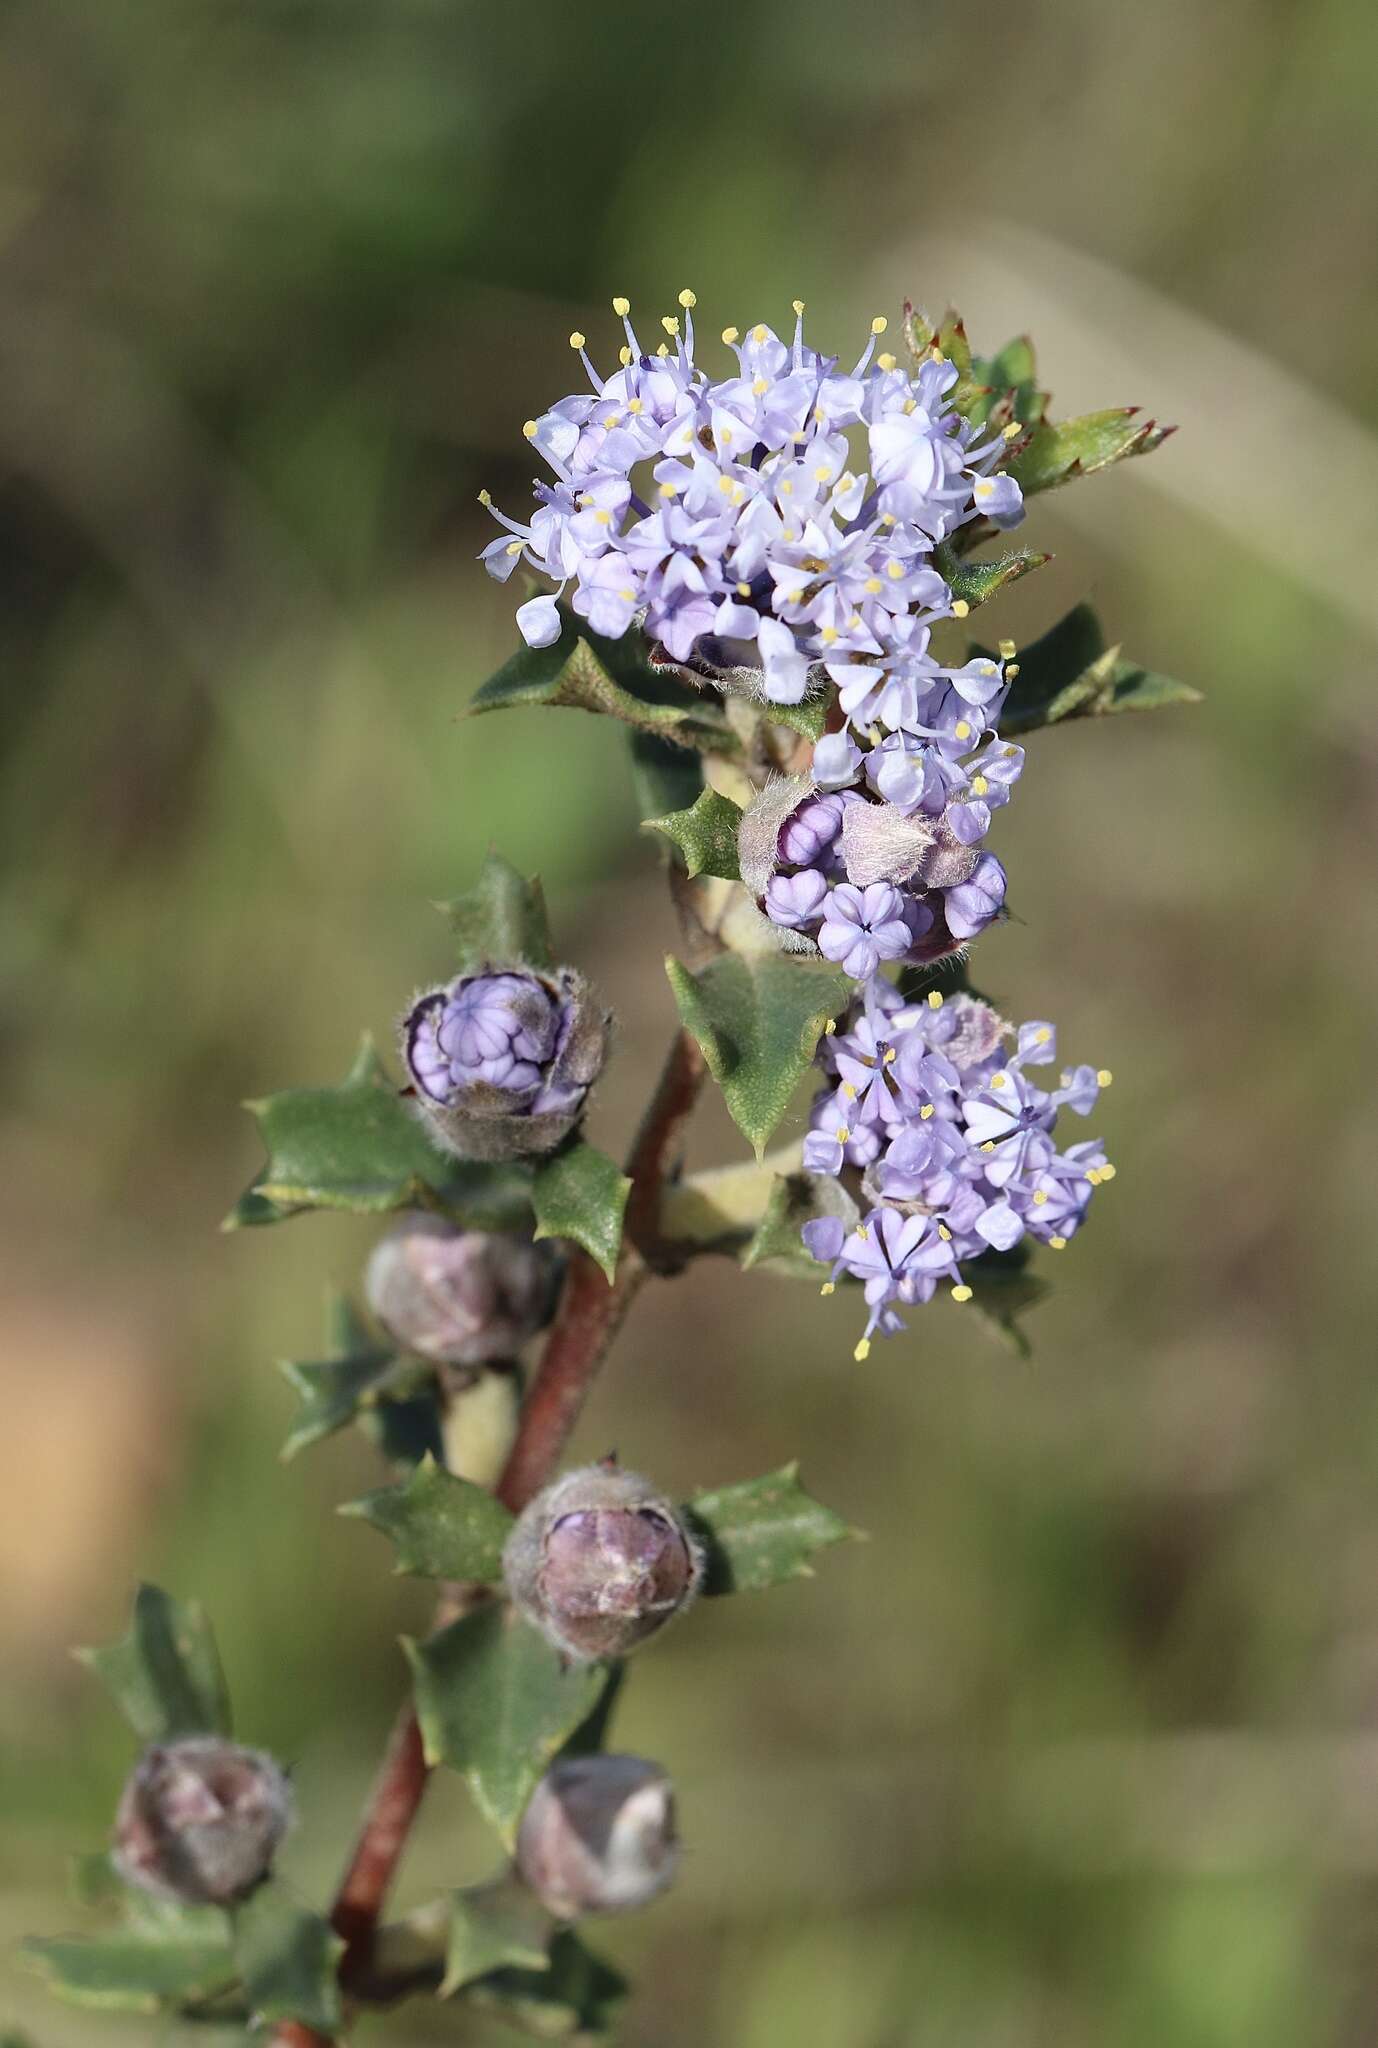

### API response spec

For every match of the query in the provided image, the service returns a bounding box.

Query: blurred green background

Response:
[3,0,1378,2041]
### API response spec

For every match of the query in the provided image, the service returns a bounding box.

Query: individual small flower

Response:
[364,1215,560,1365]
[503,1460,704,1663]
[764,869,828,930]
[402,966,609,1161]
[811,729,863,790]
[942,851,1007,940]
[113,1738,293,1907]
[817,882,912,979]
[516,1756,679,1919]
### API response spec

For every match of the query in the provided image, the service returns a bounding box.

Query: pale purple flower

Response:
[817,882,912,979]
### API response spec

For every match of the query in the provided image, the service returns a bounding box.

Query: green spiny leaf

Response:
[226,1037,534,1229]
[443,1879,552,1997]
[990,604,1201,735]
[741,1170,860,1279]
[469,614,739,756]
[22,1921,237,2015]
[461,1929,627,2036]
[642,786,744,881]
[686,1463,858,1596]
[760,693,829,743]
[76,1584,231,1742]
[965,1245,1053,1360]
[627,730,704,821]
[1009,406,1173,495]
[277,1295,406,1462]
[406,1606,612,1848]
[531,1138,629,1283]
[232,1882,343,2035]
[340,1456,514,1583]
[665,951,849,1159]
[440,850,554,971]
[935,540,1051,610]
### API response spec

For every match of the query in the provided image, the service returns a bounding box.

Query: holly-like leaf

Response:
[440,850,554,972]
[642,787,744,881]
[22,1922,237,2015]
[935,541,1051,610]
[990,604,1201,736]
[761,693,829,743]
[966,1245,1052,1360]
[76,1584,231,1742]
[233,1882,343,2035]
[340,1457,514,1583]
[226,1038,534,1229]
[277,1295,408,1462]
[470,613,739,756]
[462,1930,627,2037]
[531,1139,629,1283]
[406,1607,612,1847]
[665,952,850,1158]
[741,1171,861,1279]
[628,730,704,822]
[443,1879,552,1996]
[686,1464,858,1596]
[1009,406,1173,496]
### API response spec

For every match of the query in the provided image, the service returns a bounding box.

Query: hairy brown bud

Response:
[516,1755,679,1919]
[365,1216,559,1366]
[113,1737,293,1906]
[502,1463,703,1663]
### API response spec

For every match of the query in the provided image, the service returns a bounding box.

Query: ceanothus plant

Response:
[26,295,1197,2042]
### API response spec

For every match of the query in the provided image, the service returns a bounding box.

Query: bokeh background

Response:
[4,0,1378,2041]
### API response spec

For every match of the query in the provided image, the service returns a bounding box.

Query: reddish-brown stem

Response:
[268,1028,707,2046]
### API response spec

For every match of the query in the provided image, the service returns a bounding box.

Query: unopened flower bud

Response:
[516,1755,678,1919]
[365,1215,560,1366]
[113,1737,293,1906]
[402,966,610,1162]
[503,1462,703,1662]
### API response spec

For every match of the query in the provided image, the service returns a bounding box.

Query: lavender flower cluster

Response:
[801,983,1113,1355]
[480,294,1022,705]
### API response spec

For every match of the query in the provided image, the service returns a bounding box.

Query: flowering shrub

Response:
[27,296,1195,2041]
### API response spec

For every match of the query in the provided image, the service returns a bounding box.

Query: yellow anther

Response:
[722,325,739,345]
[970,774,990,796]
[928,991,943,1010]
[991,1073,1008,1089]
[782,526,796,541]
[779,479,793,494]
[594,509,611,525]
[813,406,826,424]
[998,638,1017,660]
[814,465,833,483]
[792,298,805,315]
[678,287,697,308]
[753,323,768,343]
[951,599,970,618]
[737,581,752,597]
[1100,1163,1117,1181]
[841,1082,857,1100]
[929,346,944,362]
[938,1224,952,1241]
[522,419,538,439]
[885,560,904,581]
[477,488,492,506]
[876,352,896,371]
[661,315,679,337]
[1003,420,1022,439]
[612,295,630,316]
[856,1223,869,1239]
[569,330,586,349]
[821,626,839,644]
[752,376,769,396]
[604,412,620,428]
[1097,1069,1114,1087]
[864,577,883,595]
[882,1046,897,1063]
[974,477,994,499]
[951,1284,973,1304]
[718,475,734,495]
[505,540,523,556]
[627,398,643,414]
[871,315,888,335]
[656,342,670,357]
[1049,1235,1068,1250]
[854,1338,872,1362]
[820,1281,835,1296]
[1086,1168,1102,1186]
[954,720,972,740]
[920,1104,935,1121]
[835,1126,850,1144]
[619,588,633,601]
[880,511,897,527]
[619,345,633,366]
[849,614,862,630]
[659,482,678,498]
[1033,1189,1049,1205]
[903,398,918,415]
[824,1018,837,1035]
[981,1141,995,1154]
[1006,662,1020,678]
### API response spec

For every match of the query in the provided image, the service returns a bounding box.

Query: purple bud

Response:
[365,1216,560,1365]
[402,966,609,1161]
[516,1755,679,1919]
[503,1462,703,1663]
[113,1738,293,1907]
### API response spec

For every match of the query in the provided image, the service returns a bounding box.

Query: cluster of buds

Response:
[365,1213,560,1366]
[113,1737,293,1906]
[516,1755,678,1919]
[801,983,1114,1355]
[402,966,609,1161]
[503,1460,703,1662]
